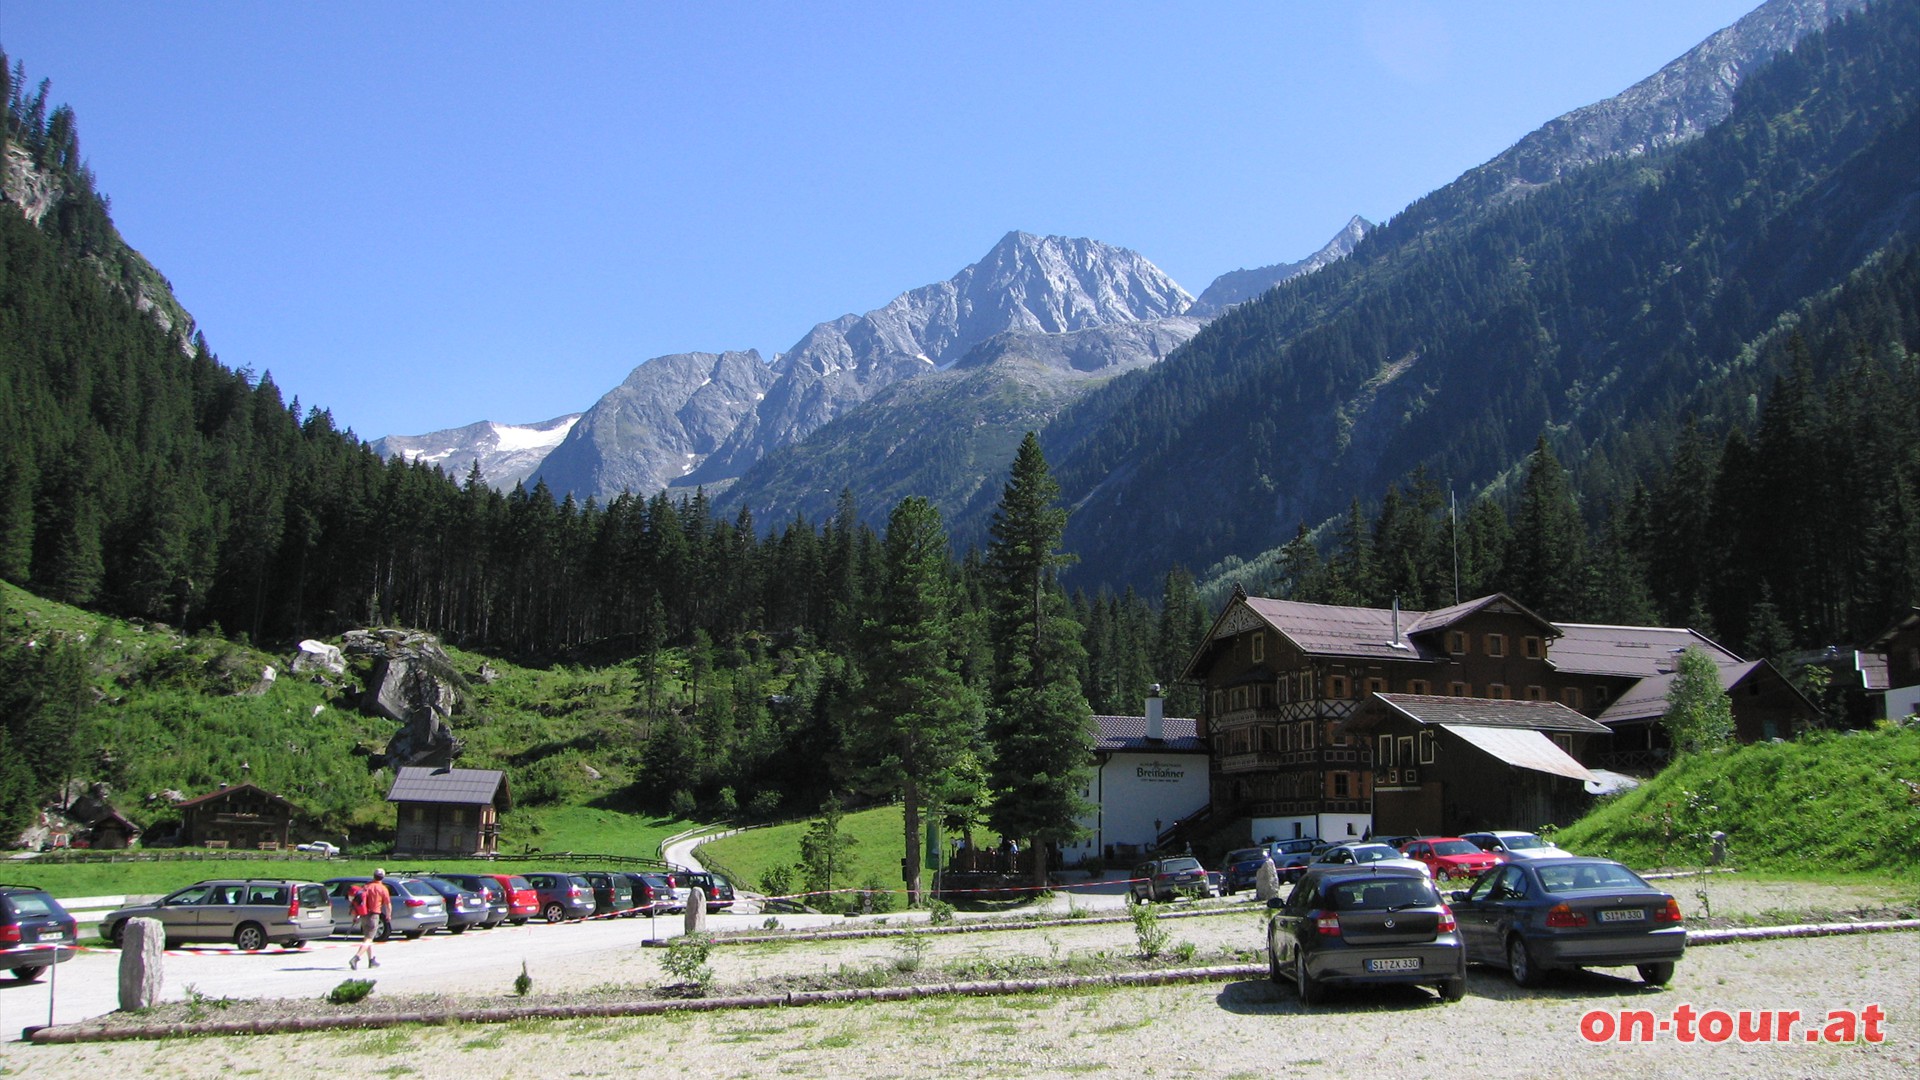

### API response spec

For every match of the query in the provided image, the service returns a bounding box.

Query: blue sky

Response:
[3,1,1759,441]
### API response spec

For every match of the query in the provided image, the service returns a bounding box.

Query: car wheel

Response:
[511,917,529,926]
[1295,952,1325,1005]
[404,928,425,939]
[449,924,468,934]
[234,923,268,952]
[281,938,307,950]
[1267,931,1287,985]
[106,920,126,948]
[1440,977,1466,1002]
[1507,935,1545,988]
[1637,961,1675,986]
[10,965,46,982]
[544,902,565,923]
[377,915,393,943]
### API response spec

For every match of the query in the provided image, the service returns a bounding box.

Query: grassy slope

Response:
[3,582,702,897]
[1555,727,1920,880]
[698,806,1003,898]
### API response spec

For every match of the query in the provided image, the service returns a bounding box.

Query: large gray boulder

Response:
[341,629,467,768]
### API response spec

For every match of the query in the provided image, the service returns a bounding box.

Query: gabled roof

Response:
[386,766,511,810]
[1364,693,1609,734]
[1092,715,1206,754]
[1183,592,1557,677]
[1588,659,1826,728]
[1549,623,1743,678]
[174,783,299,812]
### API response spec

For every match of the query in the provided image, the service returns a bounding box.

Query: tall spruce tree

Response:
[983,434,1092,885]
[854,497,982,905]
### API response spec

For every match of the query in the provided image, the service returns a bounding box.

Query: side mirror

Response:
[1266,896,1286,910]
[1450,890,1470,903]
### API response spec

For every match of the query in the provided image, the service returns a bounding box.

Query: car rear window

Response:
[6,892,56,917]
[297,884,327,908]
[506,877,532,890]
[1323,879,1435,911]
[1538,862,1643,891]
[1159,857,1202,873]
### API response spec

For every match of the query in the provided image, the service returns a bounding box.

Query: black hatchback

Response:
[1,885,79,981]
[1267,864,1466,1004]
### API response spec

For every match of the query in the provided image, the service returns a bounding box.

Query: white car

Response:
[1459,831,1568,861]
[296,841,339,856]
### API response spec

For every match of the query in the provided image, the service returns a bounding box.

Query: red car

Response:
[1401,837,1506,880]
[483,873,541,925]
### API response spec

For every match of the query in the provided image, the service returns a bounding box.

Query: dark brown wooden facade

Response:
[1181,589,1815,842]
[176,783,299,850]
[1341,695,1607,836]
[387,767,509,857]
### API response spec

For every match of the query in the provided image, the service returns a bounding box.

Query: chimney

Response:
[1146,685,1164,741]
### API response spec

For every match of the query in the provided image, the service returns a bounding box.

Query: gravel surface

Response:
[3,881,1915,1079]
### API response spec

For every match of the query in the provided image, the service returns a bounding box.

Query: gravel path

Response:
[4,889,1915,1079]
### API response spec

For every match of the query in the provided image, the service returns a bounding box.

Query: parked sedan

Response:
[323,876,448,940]
[431,873,511,927]
[1402,837,1507,880]
[414,877,491,933]
[578,871,638,918]
[0,885,78,981]
[1460,830,1568,861]
[676,871,737,910]
[523,872,596,922]
[484,873,541,925]
[1220,848,1269,895]
[1129,855,1210,902]
[102,879,333,951]
[1450,857,1685,986]
[1267,864,1465,1004]
[1309,843,1430,876]
[624,873,679,916]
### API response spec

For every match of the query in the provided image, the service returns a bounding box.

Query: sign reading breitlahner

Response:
[1135,762,1185,782]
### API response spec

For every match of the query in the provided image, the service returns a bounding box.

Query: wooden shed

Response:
[386,766,510,857]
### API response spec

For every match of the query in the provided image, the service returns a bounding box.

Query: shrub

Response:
[925,898,955,925]
[325,978,375,1005]
[1129,902,1171,959]
[513,960,532,997]
[892,932,929,972]
[660,935,715,994]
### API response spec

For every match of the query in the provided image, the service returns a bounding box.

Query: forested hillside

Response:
[1043,0,1920,652]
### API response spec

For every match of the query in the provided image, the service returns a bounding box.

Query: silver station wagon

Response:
[100,878,333,951]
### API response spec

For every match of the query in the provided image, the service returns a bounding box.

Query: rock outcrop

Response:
[340,629,467,768]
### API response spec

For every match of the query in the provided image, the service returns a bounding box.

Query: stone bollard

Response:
[684,887,707,936]
[119,917,164,1011]
[1710,830,1729,866]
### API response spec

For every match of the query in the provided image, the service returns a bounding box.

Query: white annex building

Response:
[1070,689,1210,866]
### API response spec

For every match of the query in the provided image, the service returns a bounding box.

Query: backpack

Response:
[349,884,369,917]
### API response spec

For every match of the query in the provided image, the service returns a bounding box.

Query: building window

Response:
[1210,690,1223,715]
[1251,633,1266,663]
[1488,683,1510,700]
[1553,733,1574,756]
[1523,636,1543,659]
[1257,683,1272,706]
[1332,772,1351,798]
[411,806,425,823]
[1449,681,1470,697]
[1378,734,1394,767]
[1594,686,1611,704]
[1561,687,1583,709]
[1448,630,1468,654]
[1408,679,1430,695]
[1524,685,1545,701]
[1328,674,1350,698]
[1418,730,1436,764]
[1398,735,1414,768]
[1261,727,1275,751]
[1231,687,1247,710]
[1485,633,1506,657]
[1365,676,1387,697]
